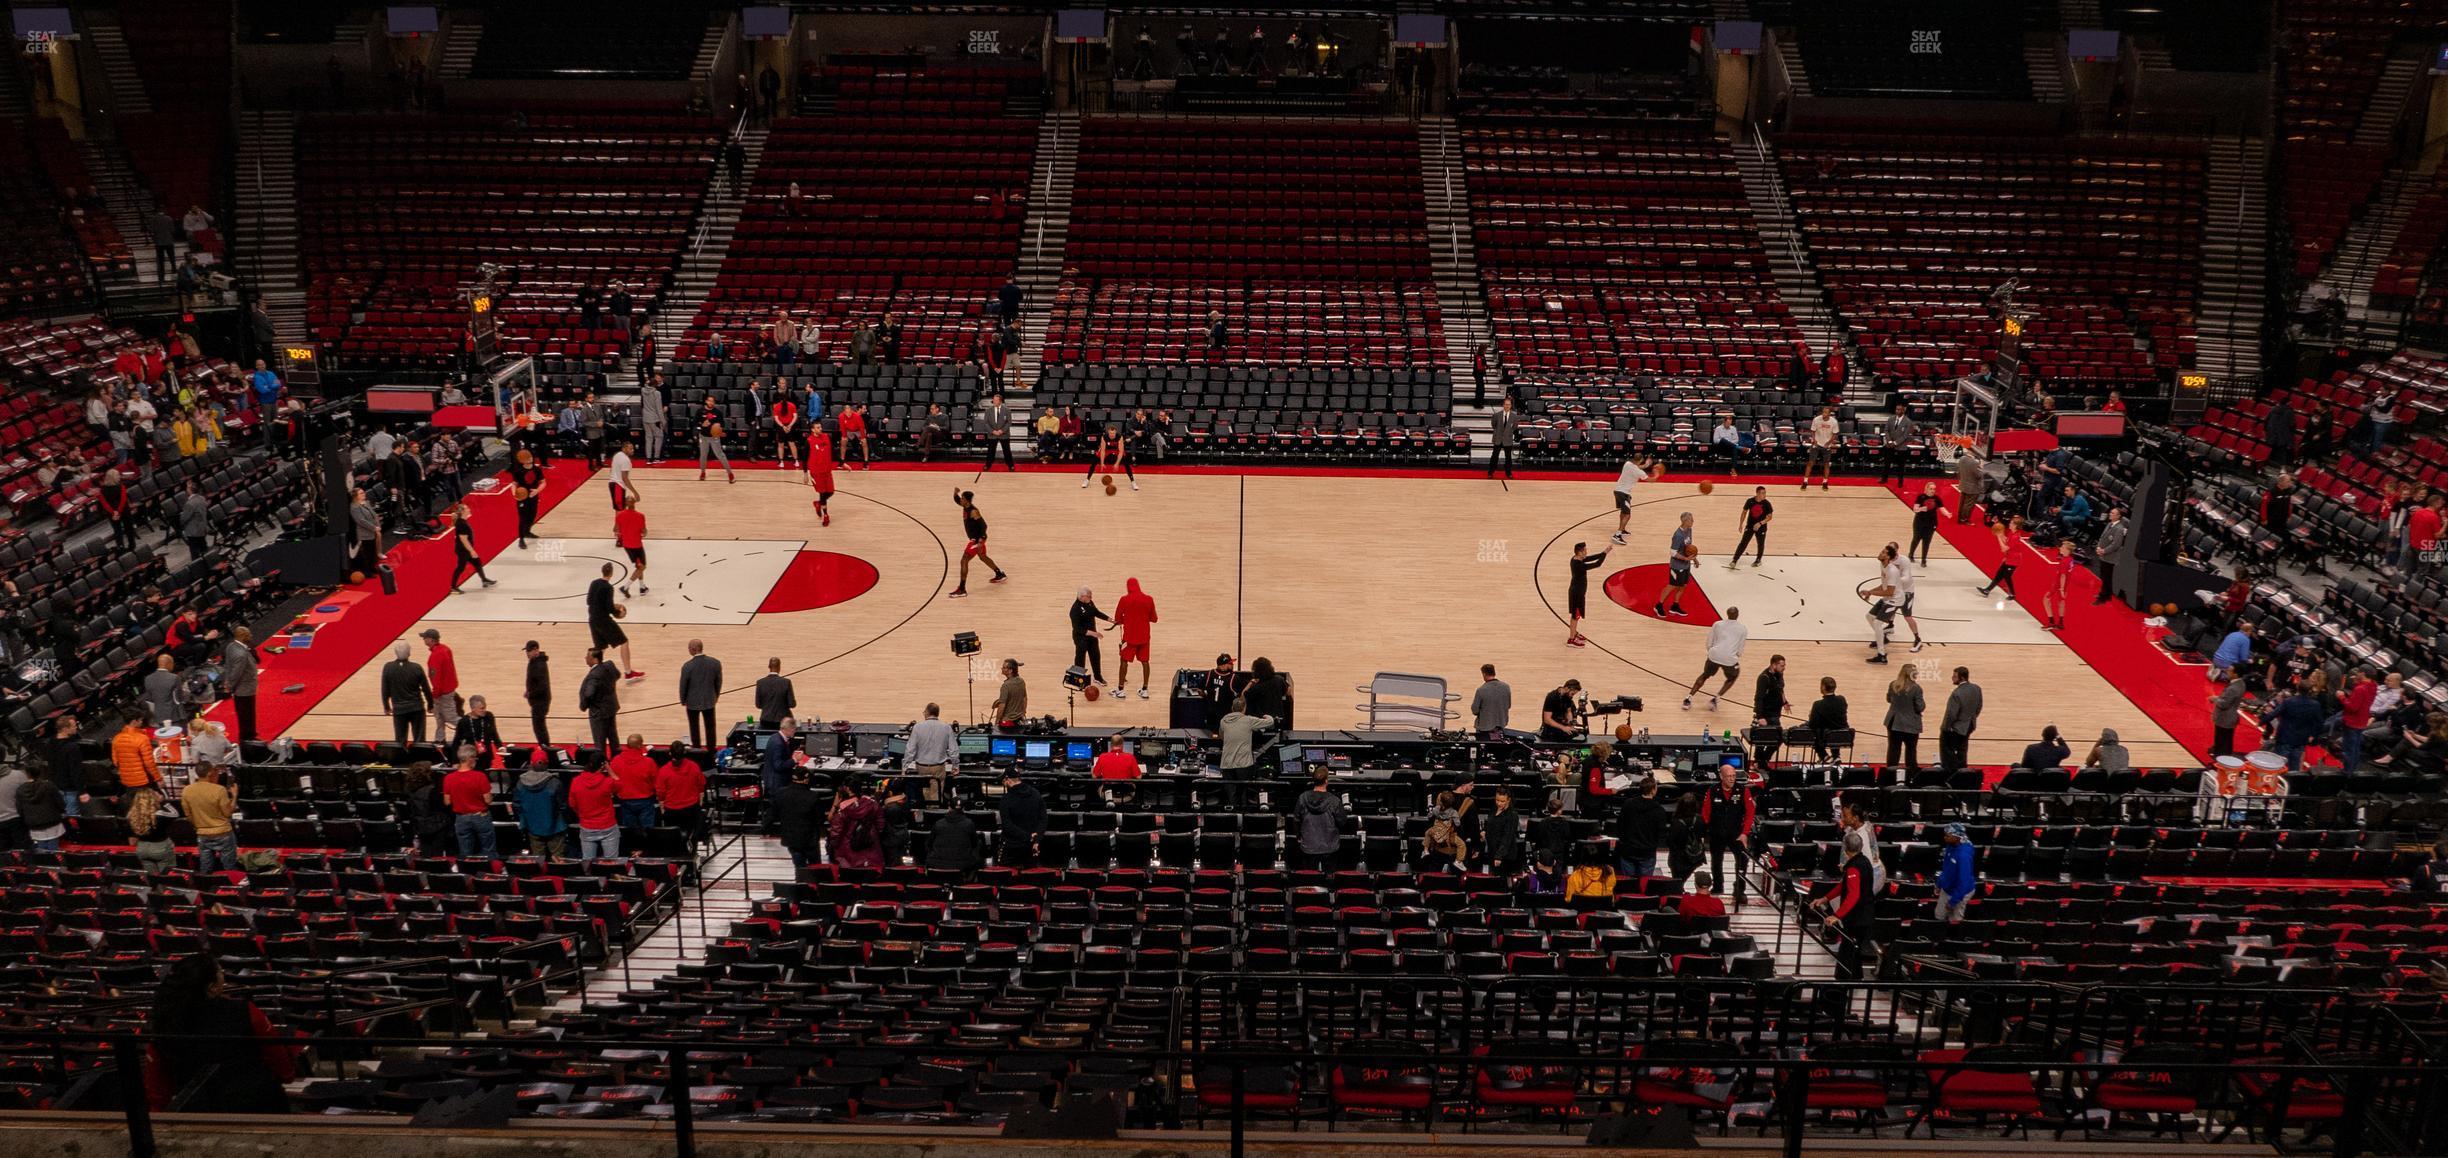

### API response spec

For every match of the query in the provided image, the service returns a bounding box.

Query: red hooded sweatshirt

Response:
[1115,578,1157,646]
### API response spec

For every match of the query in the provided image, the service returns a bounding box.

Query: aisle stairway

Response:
[1419,115,1496,415]
[656,126,768,387]
[232,111,307,344]
[77,136,181,286]
[1733,129,1868,402]
[2196,138,2268,382]
[1008,109,1075,397]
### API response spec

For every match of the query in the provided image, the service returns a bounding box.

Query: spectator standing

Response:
[401,763,451,855]
[421,629,460,737]
[128,786,174,872]
[112,708,161,795]
[641,375,667,461]
[1876,411,1916,484]
[1815,830,1879,980]
[1700,763,1755,906]
[2266,687,2326,771]
[443,755,496,859]
[990,659,1027,729]
[1487,396,1519,480]
[1478,788,1526,875]
[1939,667,1981,776]
[924,808,983,875]
[18,766,65,853]
[0,763,24,853]
[1291,769,1346,871]
[1470,664,1511,738]
[569,760,620,861]
[1614,775,1666,877]
[514,763,569,860]
[678,640,724,748]
[754,658,796,727]
[773,768,823,870]
[1883,663,1924,775]
[1934,823,1977,922]
[579,647,621,752]
[379,643,432,746]
[657,743,708,845]
[142,655,182,728]
[523,640,552,747]
[1217,697,1275,808]
[608,735,661,844]
[2340,669,2378,772]
[184,766,239,874]
[760,717,799,833]
[221,629,260,744]
[175,482,210,559]
[907,703,957,804]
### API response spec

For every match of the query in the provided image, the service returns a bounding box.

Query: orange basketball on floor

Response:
[1104,481,1117,496]
[1698,480,1715,495]
[1082,685,1101,702]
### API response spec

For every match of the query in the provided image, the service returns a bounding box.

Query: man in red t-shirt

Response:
[1113,578,1158,699]
[420,628,460,738]
[2408,494,2443,573]
[837,404,870,468]
[1091,740,1141,781]
[569,763,619,860]
[441,756,497,859]
[607,734,661,838]
[656,742,708,844]
[614,497,649,596]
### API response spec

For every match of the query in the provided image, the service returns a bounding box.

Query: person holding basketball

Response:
[614,497,648,596]
[948,487,1007,598]
[695,396,735,483]
[1114,578,1158,698]
[838,403,871,468]
[586,562,639,679]
[1609,455,1649,545]
[1654,512,1696,617]
[509,447,546,549]
[1565,541,1609,647]
[807,424,837,527]
[1084,422,1137,491]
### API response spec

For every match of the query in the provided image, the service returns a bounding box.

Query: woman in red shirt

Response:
[769,398,801,468]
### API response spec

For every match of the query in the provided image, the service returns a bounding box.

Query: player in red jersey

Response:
[807,426,837,526]
[1113,578,1158,698]
[613,496,649,596]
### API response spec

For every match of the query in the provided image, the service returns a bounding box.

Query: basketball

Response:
[348,571,365,585]
[512,486,530,500]
[1082,685,1101,702]
[1104,481,1118,496]
[1681,542,1699,559]
[612,604,627,619]
[1698,480,1714,495]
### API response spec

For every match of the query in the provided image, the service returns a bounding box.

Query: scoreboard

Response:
[281,343,322,397]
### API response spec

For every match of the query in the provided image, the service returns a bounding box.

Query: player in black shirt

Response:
[508,449,547,549]
[586,562,637,677]
[1731,487,1773,568]
[1565,542,1609,647]
[949,487,1007,598]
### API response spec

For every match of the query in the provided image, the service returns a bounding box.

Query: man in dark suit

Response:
[678,639,724,748]
[578,646,621,754]
[523,640,552,748]
[379,642,432,747]
[754,657,796,727]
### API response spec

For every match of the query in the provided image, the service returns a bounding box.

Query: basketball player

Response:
[1654,512,1695,617]
[1083,423,1136,490]
[509,447,546,549]
[807,424,836,527]
[607,438,637,510]
[447,500,497,593]
[695,396,735,483]
[770,393,802,468]
[586,562,638,678]
[1730,486,1772,568]
[1866,542,1923,660]
[838,403,872,468]
[614,497,649,596]
[1975,516,2026,599]
[948,487,1007,598]
[1682,606,1746,709]
[1565,542,1609,647]
[1609,455,1649,545]
[1114,578,1158,698]
[2038,540,2073,630]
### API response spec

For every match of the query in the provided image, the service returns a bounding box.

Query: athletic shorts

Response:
[1666,563,1691,585]
[591,618,627,648]
[1568,589,1588,617]
[963,538,987,558]
[1615,490,1632,513]
[1119,642,1148,664]
[1699,659,1741,683]
[1896,593,1916,616]
[623,546,646,564]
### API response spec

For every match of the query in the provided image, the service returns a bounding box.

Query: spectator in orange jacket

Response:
[111,709,159,793]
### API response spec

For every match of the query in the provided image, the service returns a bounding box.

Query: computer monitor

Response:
[805,730,840,758]
[988,736,1018,763]
[1303,747,1327,765]
[885,737,907,762]
[1277,744,1305,773]
[853,734,886,761]
[958,733,989,757]
[1065,741,1095,768]
[1022,740,1054,768]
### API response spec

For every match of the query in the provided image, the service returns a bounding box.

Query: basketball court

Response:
[265,463,2196,767]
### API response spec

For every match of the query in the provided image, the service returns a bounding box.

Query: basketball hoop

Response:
[1933,433,1977,464]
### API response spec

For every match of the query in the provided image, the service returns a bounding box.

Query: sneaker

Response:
[639,586,649,594]
[1567,636,1587,648]
[1652,604,1667,616]
[1708,696,1719,710]
[1681,697,1693,709]
[1138,687,1149,699]
[948,588,968,598]
[1909,641,1924,653]
[517,540,529,550]
[624,670,645,681]
[697,473,706,481]
[726,474,737,484]
[990,572,1008,583]
[1867,654,1889,664]
[481,578,498,588]
[1610,532,1628,545]
[450,586,464,595]
[820,511,830,527]
[1081,479,1091,488]
[619,586,631,598]
[1725,560,1740,570]
[1750,558,1763,567]
[1821,482,1830,491]
[1667,605,1689,617]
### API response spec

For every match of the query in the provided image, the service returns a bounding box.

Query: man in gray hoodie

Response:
[1291,768,1347,872]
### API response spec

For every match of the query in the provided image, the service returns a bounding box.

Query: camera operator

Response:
[1539,678,1585,742]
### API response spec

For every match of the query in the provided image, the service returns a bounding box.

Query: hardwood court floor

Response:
[287,465,2185,767]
